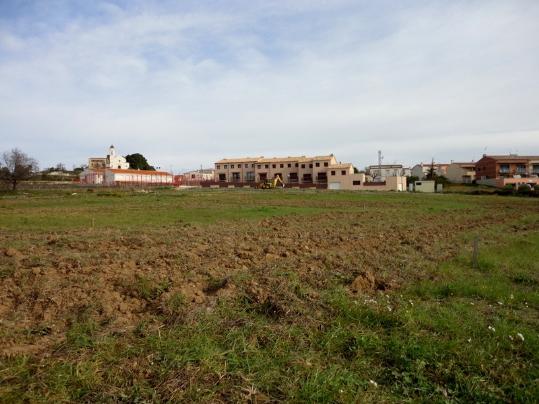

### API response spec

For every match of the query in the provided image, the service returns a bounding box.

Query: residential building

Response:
[183,169,215,182]
[367,164,411,180]
[214,154,338,185]
[88,145,130,170]
[212,154,406,191]
[446,162,476,183]
[411,162,449,179]
[475,154,539,187]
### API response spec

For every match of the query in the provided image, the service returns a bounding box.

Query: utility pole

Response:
[378,150,383,180]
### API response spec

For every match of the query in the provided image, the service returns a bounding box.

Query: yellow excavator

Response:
[257,176,285,189]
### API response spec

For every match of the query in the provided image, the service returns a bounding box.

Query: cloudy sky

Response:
[1,0,538,172]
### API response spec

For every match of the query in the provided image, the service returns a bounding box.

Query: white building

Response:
[80,145,172,186]
[367,164,411,180]
[183,169,214,182]
[80,168,173,186]
[88,145,130,170]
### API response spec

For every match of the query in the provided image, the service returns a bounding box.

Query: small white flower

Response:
[369,380,378,387]
[510,294,514,300]
[339,389,344,394]
[470,302,475,306]
[497,301,503,306]
[488,326,496,332]
[387,305,392,312]
[408,300,414,306]
[509,335,513,340]
[467,338,472,343]
[517,333,524,341]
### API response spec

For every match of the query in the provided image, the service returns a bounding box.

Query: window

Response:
[265,164,269,169]
[216,164,220,169]
[219,173,226,181]
[252,164,255,168]
[224,165,228,169]
[246,172,255,182]
[287,163,291,168]
[257,165,261,169]
[315,162,320,167]
[353,180,361,185]
[309,164,313,168]
[499,164,509,173]
[533,164,539,174]
[301,164,305,169]
[516,164,526,173]
[238,164,241,168]
[280,164,284,168]
[232,172,240,182]
[324,162,328,167]
[191,174,196,179]
[341,170,346,175]
[331,171,336,176]
[295,163,299,167]
[231,164,234,169]
[272,164,276,168]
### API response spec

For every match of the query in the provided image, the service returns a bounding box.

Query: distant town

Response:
[74,145,538,192]
[2,144,538,193]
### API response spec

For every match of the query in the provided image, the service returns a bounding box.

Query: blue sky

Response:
[1,0,538,172]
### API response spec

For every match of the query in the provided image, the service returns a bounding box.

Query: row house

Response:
[214,154,338,184]
[475,154,539,187]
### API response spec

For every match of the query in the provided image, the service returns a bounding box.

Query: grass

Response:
[0,188,537,402]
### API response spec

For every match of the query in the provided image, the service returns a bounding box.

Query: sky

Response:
[1,0,538,172]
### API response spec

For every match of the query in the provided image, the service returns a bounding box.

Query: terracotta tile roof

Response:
[216,157,263,164]
[484,155,539,161]
[216,154,335,164]
[108,169,172,175]
[328,163,353,169]
[450,162,476,168]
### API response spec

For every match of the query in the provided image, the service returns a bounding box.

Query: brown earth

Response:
[0,206,533,358]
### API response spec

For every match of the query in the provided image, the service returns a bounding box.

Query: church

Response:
[88,145,130,170]
[80,146,173,186]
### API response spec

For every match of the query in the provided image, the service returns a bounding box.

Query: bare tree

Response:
[0,149,39,190]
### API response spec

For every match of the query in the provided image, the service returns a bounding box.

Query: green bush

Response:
[516,184,532,196]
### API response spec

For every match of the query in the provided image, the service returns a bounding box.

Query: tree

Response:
[0,149,39,190]
[125,153,155,170]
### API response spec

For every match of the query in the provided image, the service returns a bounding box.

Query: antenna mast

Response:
[378,150,383,180]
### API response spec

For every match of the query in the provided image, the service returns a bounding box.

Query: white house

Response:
[367,164,411,180]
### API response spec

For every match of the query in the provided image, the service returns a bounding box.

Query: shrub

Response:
[516,184,532,196]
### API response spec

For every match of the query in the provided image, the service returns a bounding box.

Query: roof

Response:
[328,163,353,169]
[216,157,263,164]
[449,162,476,168]
[481,155,539,161]
[368,164,404,169]
[415,163,449,168]
[108,169,172,175]
[216,154,335,164]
